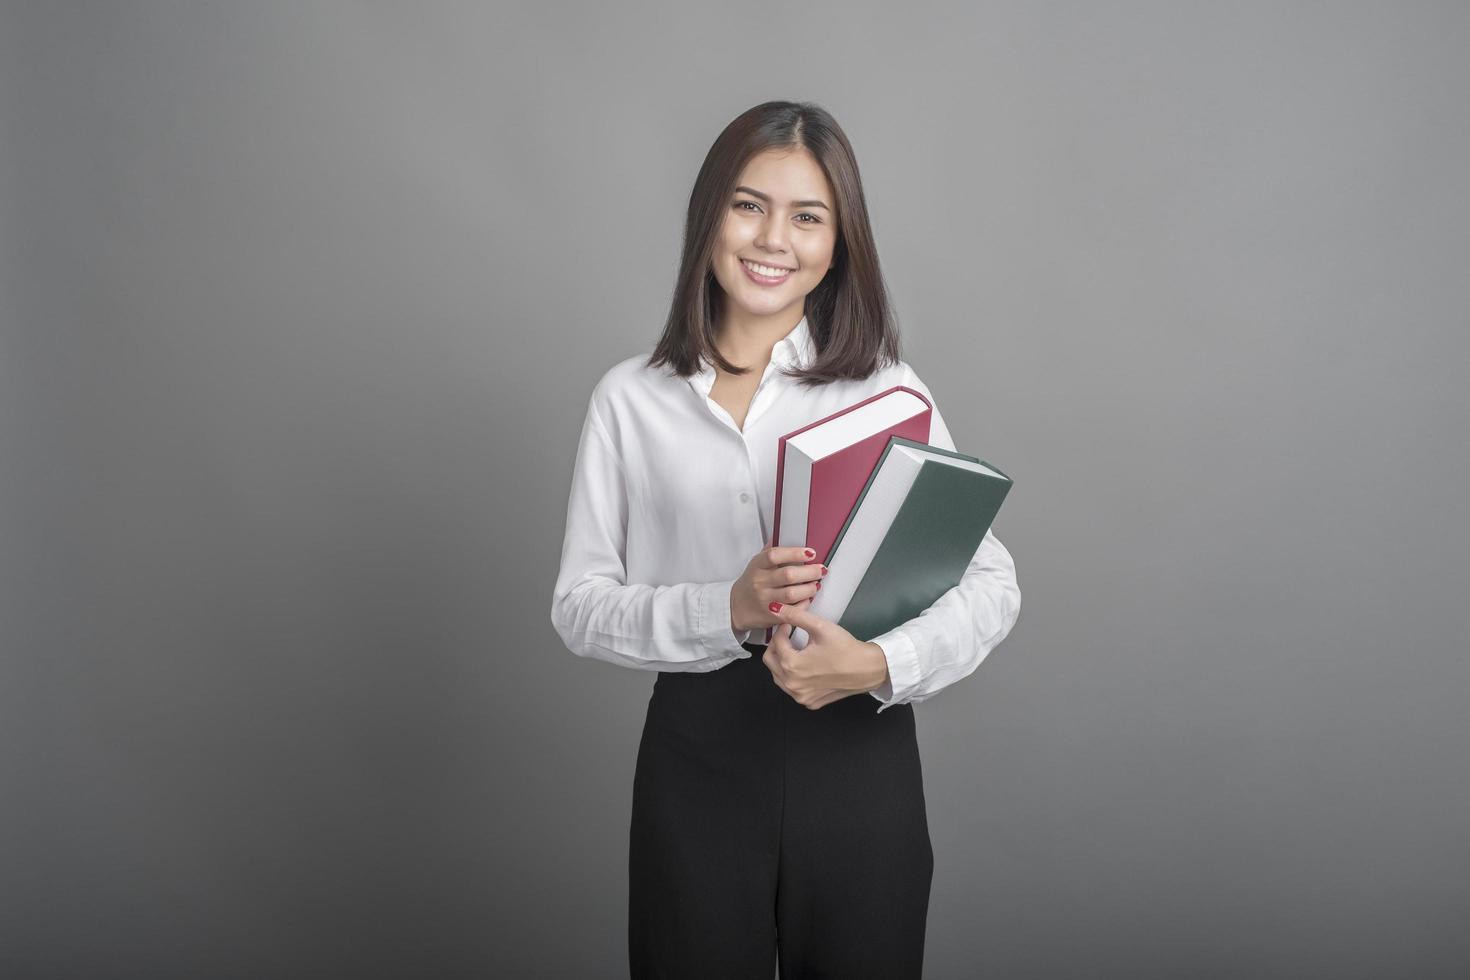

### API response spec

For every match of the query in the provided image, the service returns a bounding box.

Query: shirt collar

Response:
[689,314,814,397]
[773,313,815,371]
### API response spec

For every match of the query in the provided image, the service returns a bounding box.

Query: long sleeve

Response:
[866,366,1023,711]
[549,394,753,671]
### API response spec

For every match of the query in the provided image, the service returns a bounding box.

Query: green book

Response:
[801,436,1012,646]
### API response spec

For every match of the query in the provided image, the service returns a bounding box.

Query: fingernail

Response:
[815,582,821,590]
[820,566,828,576]
[769,601,783,613]
[804,548,815,559]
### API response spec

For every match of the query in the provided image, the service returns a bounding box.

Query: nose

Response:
[753,213,791,254]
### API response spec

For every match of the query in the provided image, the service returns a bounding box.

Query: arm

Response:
[549,394,752,671]
[866,366,1023,711]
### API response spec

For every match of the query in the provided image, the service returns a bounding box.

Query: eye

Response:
[733,200,823,224]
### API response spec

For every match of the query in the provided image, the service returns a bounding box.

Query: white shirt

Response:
[549,314,1021,712]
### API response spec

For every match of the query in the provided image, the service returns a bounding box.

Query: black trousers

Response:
[629,640,934,979]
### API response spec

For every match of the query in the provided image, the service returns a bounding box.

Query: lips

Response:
[743,258,795,272]
[741,258,796,285]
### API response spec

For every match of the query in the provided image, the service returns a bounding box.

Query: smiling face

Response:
[710,146,839,323]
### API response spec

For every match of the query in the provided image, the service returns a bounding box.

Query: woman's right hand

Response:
[730,545,828,634]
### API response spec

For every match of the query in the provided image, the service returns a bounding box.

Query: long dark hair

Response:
[646,101,902,388]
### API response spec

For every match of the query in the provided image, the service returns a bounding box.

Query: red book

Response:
[766,385,932,642]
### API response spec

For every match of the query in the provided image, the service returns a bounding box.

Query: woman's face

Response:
[711,147,838,322]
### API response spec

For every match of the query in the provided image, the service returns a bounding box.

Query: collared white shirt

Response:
[549,314,1021,711]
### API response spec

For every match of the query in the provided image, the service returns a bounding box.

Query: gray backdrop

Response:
[3,2,1467,978]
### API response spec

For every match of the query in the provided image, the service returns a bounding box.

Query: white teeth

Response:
[743,259,792,278]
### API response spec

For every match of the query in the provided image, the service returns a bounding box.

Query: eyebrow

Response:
[734,185,830,211]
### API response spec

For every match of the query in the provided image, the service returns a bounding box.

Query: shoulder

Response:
[888,357,935,403]
[589,353,650,399]
[586,352,683,425]
[887,357,955,449]
[821,358,936,407]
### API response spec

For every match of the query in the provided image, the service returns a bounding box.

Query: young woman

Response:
[550,101,1021,978]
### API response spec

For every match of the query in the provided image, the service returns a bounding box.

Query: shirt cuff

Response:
[697,579,756,661]
[867,628,921,713]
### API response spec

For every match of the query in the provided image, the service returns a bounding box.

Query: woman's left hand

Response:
[762,601,890,710]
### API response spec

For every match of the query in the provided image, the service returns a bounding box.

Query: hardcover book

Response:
[788,435,1013,651]
[766,386,933,644]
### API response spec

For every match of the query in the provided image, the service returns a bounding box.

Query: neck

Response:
[715,307,803,369]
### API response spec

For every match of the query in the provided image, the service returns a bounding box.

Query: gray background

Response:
[3,2,1467,978]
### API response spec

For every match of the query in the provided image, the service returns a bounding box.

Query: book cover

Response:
[765,386,932,644]
[839,440,1012,643]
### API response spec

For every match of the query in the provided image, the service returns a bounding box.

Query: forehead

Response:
[737,147,833,197]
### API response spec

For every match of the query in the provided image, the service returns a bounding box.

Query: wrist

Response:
[729,582,754,635]
[865,641,891,690]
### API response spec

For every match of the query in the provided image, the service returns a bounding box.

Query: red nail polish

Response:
[815,582,821,590]
[820,566,828,576]
[804,548,815,559]
[769,601,783,613]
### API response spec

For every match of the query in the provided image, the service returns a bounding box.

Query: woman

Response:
[549,101,1021,978]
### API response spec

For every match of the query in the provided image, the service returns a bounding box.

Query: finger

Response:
[808,689,845,710]
[766,545,817,567]
[796,561,829,584]
[777,562,827,585]
[762,649,791,693]
[765,596,811,620]
[780,582,820,603]
[773,601,826,637]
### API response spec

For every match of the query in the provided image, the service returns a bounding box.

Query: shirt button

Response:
[739,492,750,503]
